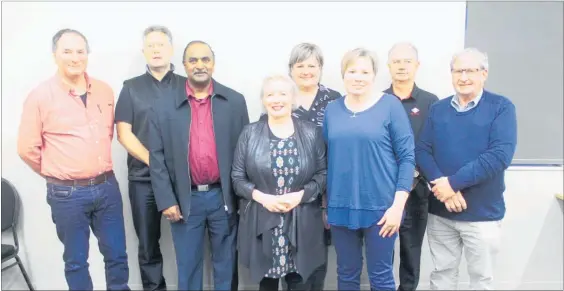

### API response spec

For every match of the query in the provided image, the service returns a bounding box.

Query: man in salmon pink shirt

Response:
[17,29,129,291]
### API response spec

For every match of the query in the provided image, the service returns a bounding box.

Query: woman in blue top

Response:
[323,48,416,291]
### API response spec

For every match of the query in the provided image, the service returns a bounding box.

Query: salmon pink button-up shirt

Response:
[17,73,115,180]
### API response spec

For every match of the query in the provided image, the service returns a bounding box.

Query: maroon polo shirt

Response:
[186,81,220,185]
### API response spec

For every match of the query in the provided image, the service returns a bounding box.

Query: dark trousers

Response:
[332,218,398,291]
[46,175,129,291]
[170,187,237,291]
[299,254,327,290]
[281,228,329,291]
[259,272,303,291]
[397,181,430,291]
[129,181,166,291]
[232,251,239,291]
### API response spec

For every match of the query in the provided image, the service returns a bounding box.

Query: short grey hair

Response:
[52,28,90,53]
[143,25,173,44]
[341,47,379,77]
[450,47,489,71]
[260,74,299,114]
[388,41,419,61]
[288,43,324,71]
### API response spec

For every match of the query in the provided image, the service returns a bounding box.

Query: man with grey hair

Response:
[18,28,130,290]
[384,42,438,291]
[416,48,517,290]
[115,25,181,291]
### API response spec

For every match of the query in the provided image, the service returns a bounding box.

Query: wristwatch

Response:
[414,169,420,178]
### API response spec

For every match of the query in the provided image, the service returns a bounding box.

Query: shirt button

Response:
[95,141,99,144]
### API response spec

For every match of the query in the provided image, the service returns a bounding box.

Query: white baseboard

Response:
[89,280,564,291]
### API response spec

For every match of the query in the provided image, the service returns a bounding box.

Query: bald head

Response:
[388,42,419,62]
[387,42,420,83]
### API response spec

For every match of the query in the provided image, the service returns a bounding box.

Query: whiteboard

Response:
[0,2,467,289]
[465,2,564,166]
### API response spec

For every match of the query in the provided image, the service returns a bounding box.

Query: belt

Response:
[46,171,114,186]
[191,182,221,192]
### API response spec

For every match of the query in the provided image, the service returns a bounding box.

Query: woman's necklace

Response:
[345,96,364,118]
[345,93,382,118]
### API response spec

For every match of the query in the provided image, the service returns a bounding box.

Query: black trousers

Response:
[129,181,166,291]
[232,234,239,291]
[397,180,430,291]
[260,272,303,291]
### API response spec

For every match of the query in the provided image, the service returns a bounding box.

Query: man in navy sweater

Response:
[416,48,517,290]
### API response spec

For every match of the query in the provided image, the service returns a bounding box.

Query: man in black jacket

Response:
[148,40,249,291]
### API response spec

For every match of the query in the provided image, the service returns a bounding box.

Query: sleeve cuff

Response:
[448,175,463,192]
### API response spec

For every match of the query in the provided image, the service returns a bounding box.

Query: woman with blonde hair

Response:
[232,74,328,291]
[323,48,416,290]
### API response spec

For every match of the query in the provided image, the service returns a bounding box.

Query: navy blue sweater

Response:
[415,90,517,221]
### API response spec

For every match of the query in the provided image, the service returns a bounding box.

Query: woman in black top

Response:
[232,74,327,291]
[289,43,343,127]
[288,42,342,290]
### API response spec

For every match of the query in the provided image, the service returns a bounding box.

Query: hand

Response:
[431,177,456,202]
[321,194,330,229]
[163,205,183,222]
[279,190,304,212]
[252,190,288,213]
[444,191,467,213]
[377,204,404,238]
[322,209,330,229]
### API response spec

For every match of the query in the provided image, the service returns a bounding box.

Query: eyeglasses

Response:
[451,68,482,76]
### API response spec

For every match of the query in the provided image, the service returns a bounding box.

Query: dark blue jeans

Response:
[170,187,237,291]
[46,175,129,291]
[332,220,398,291]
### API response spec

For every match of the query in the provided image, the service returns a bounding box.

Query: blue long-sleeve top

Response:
[323,94,415,229]
[415,90,517,222]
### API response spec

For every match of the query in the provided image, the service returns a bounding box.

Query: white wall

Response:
[5,2,558,291]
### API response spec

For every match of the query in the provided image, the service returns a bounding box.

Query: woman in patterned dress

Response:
[232,74,328,291]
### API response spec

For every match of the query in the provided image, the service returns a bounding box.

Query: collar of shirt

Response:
[146,63,175,82]
[186,80,214,102]
[385,83,420,100]
[55,72,92,97]
[451,89,484,112]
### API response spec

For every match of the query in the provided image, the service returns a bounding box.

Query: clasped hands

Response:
[252,190,304,213]
[430,177,467,213]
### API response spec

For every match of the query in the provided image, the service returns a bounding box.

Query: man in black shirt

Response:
[115,25,184,291]
[385,42,439,291]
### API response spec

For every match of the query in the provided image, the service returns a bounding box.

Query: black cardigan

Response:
[231,117,327,283]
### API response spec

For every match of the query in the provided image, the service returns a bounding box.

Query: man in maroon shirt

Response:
[148,40,249,291]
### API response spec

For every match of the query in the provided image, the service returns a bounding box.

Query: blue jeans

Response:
[46,175,129,290]
[332,222,398,291]
[170,187,237,291]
